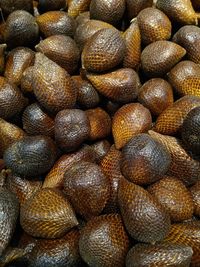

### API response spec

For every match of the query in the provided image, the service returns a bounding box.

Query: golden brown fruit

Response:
[28,229,82,267]
[100,145,123,213]
[0,188,19,256]
[156,0,199,25]
[4,47,35,86]
[149,130,200,185]
[86,107,111,141]
[112,103,152,149]
[38,0,66,12]
[118,177,171,243]
[79,214,130,267]
[82,28,125,73]
[43,145,95,189]
[0,0,33,15]
[126,0,153,20]
[20,188,78,238]
[35,35,80,74]
[4,10,39,49]
[3,135,57,177]
[138,78,174,116]
[0,119,26,157]
[90,0,125,25]
[173,25,200,64]
[141,40,186,77]
[126,243,193,267]
[20,66,34,94]
[55,109,90,152]
[0,77,27,119]
[6,174,42,206]
[154,95,200,135]
[67,0,91,18]
[0,44,6,75]
[190,181,200,217]
[148,176,194,222]
[36,11,76,38]
[72,75,100,109]
[90,139,110,163]
[63,161,110,220]
[87,68,141,104]
[32,53,76,114]
[121,134,171,185]
[137,7,172,44]
[164,222,200,267]
[168,60,200,97]
[123,20,141,69]
[22,103,55,138]
[74,19,114,51]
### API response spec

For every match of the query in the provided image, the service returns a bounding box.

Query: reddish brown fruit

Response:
[32,53,76,114]
[79,214,130,267]
[138,78,174,116]
[137,7,172,45]
[0,44,6,75]
[90,139,111,163]
[63,161,110,220]
[86,107,111,141]
[20,66,34,94]
[126,0,153,20]
[20,188,78,238]
[67,0,91,18]
[112,103,152,149]
[35,35,80,74]
[141,40,186,77]
[82,28,125,73]
[38,0,66,12]
[190,181,200,217]
[118,177,171,243]
[87,68,141,104]
[148,176,194,222]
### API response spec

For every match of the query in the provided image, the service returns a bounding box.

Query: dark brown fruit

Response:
[72,75,100,109]
[164,222,200,267]
[190,181,200,217]
[149,130,200,185]
[28,229,82,267]
[90,0,125,25]
[6,174,42,206]
[0,44,6,75]
[123,20,141,69]
[173,25,200,64]
[0,0,33,15]
[22,103,55,138]
[36,11,76,38]
[137,7,172,44]
[126,0,153,20]
[87,68,141,104]
[168,60,200,97]
[182,106,200,154]
[126,243,193,267]
[20,188,78,238]
[79,214,130,267]
[38,0,66,12]
[0,119,26,157]
[156,0,199,25]
[82,28,125,73]
[3,135,57,177]
[67,0,91,18]
[148,176,194,222]
[20,66,34,94]
[86,107,111,141]
[74,19,114,51]
[90,139,110,163]
[35,35,80,74]
[121,134,171,185]
[141,40,186,77]
[138,78,174,116]
[100,145,123,213]
[118,177,171,243]
[0,188,19,256]
[0,77,27,119]
[4,10,39,49]
[154,95,200,135]
[32,53,76,114]
[4,47,35,86]
[112,103,152,149]
[63,161,110,220]
[55,109,90,152]
[43,145,95,189]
